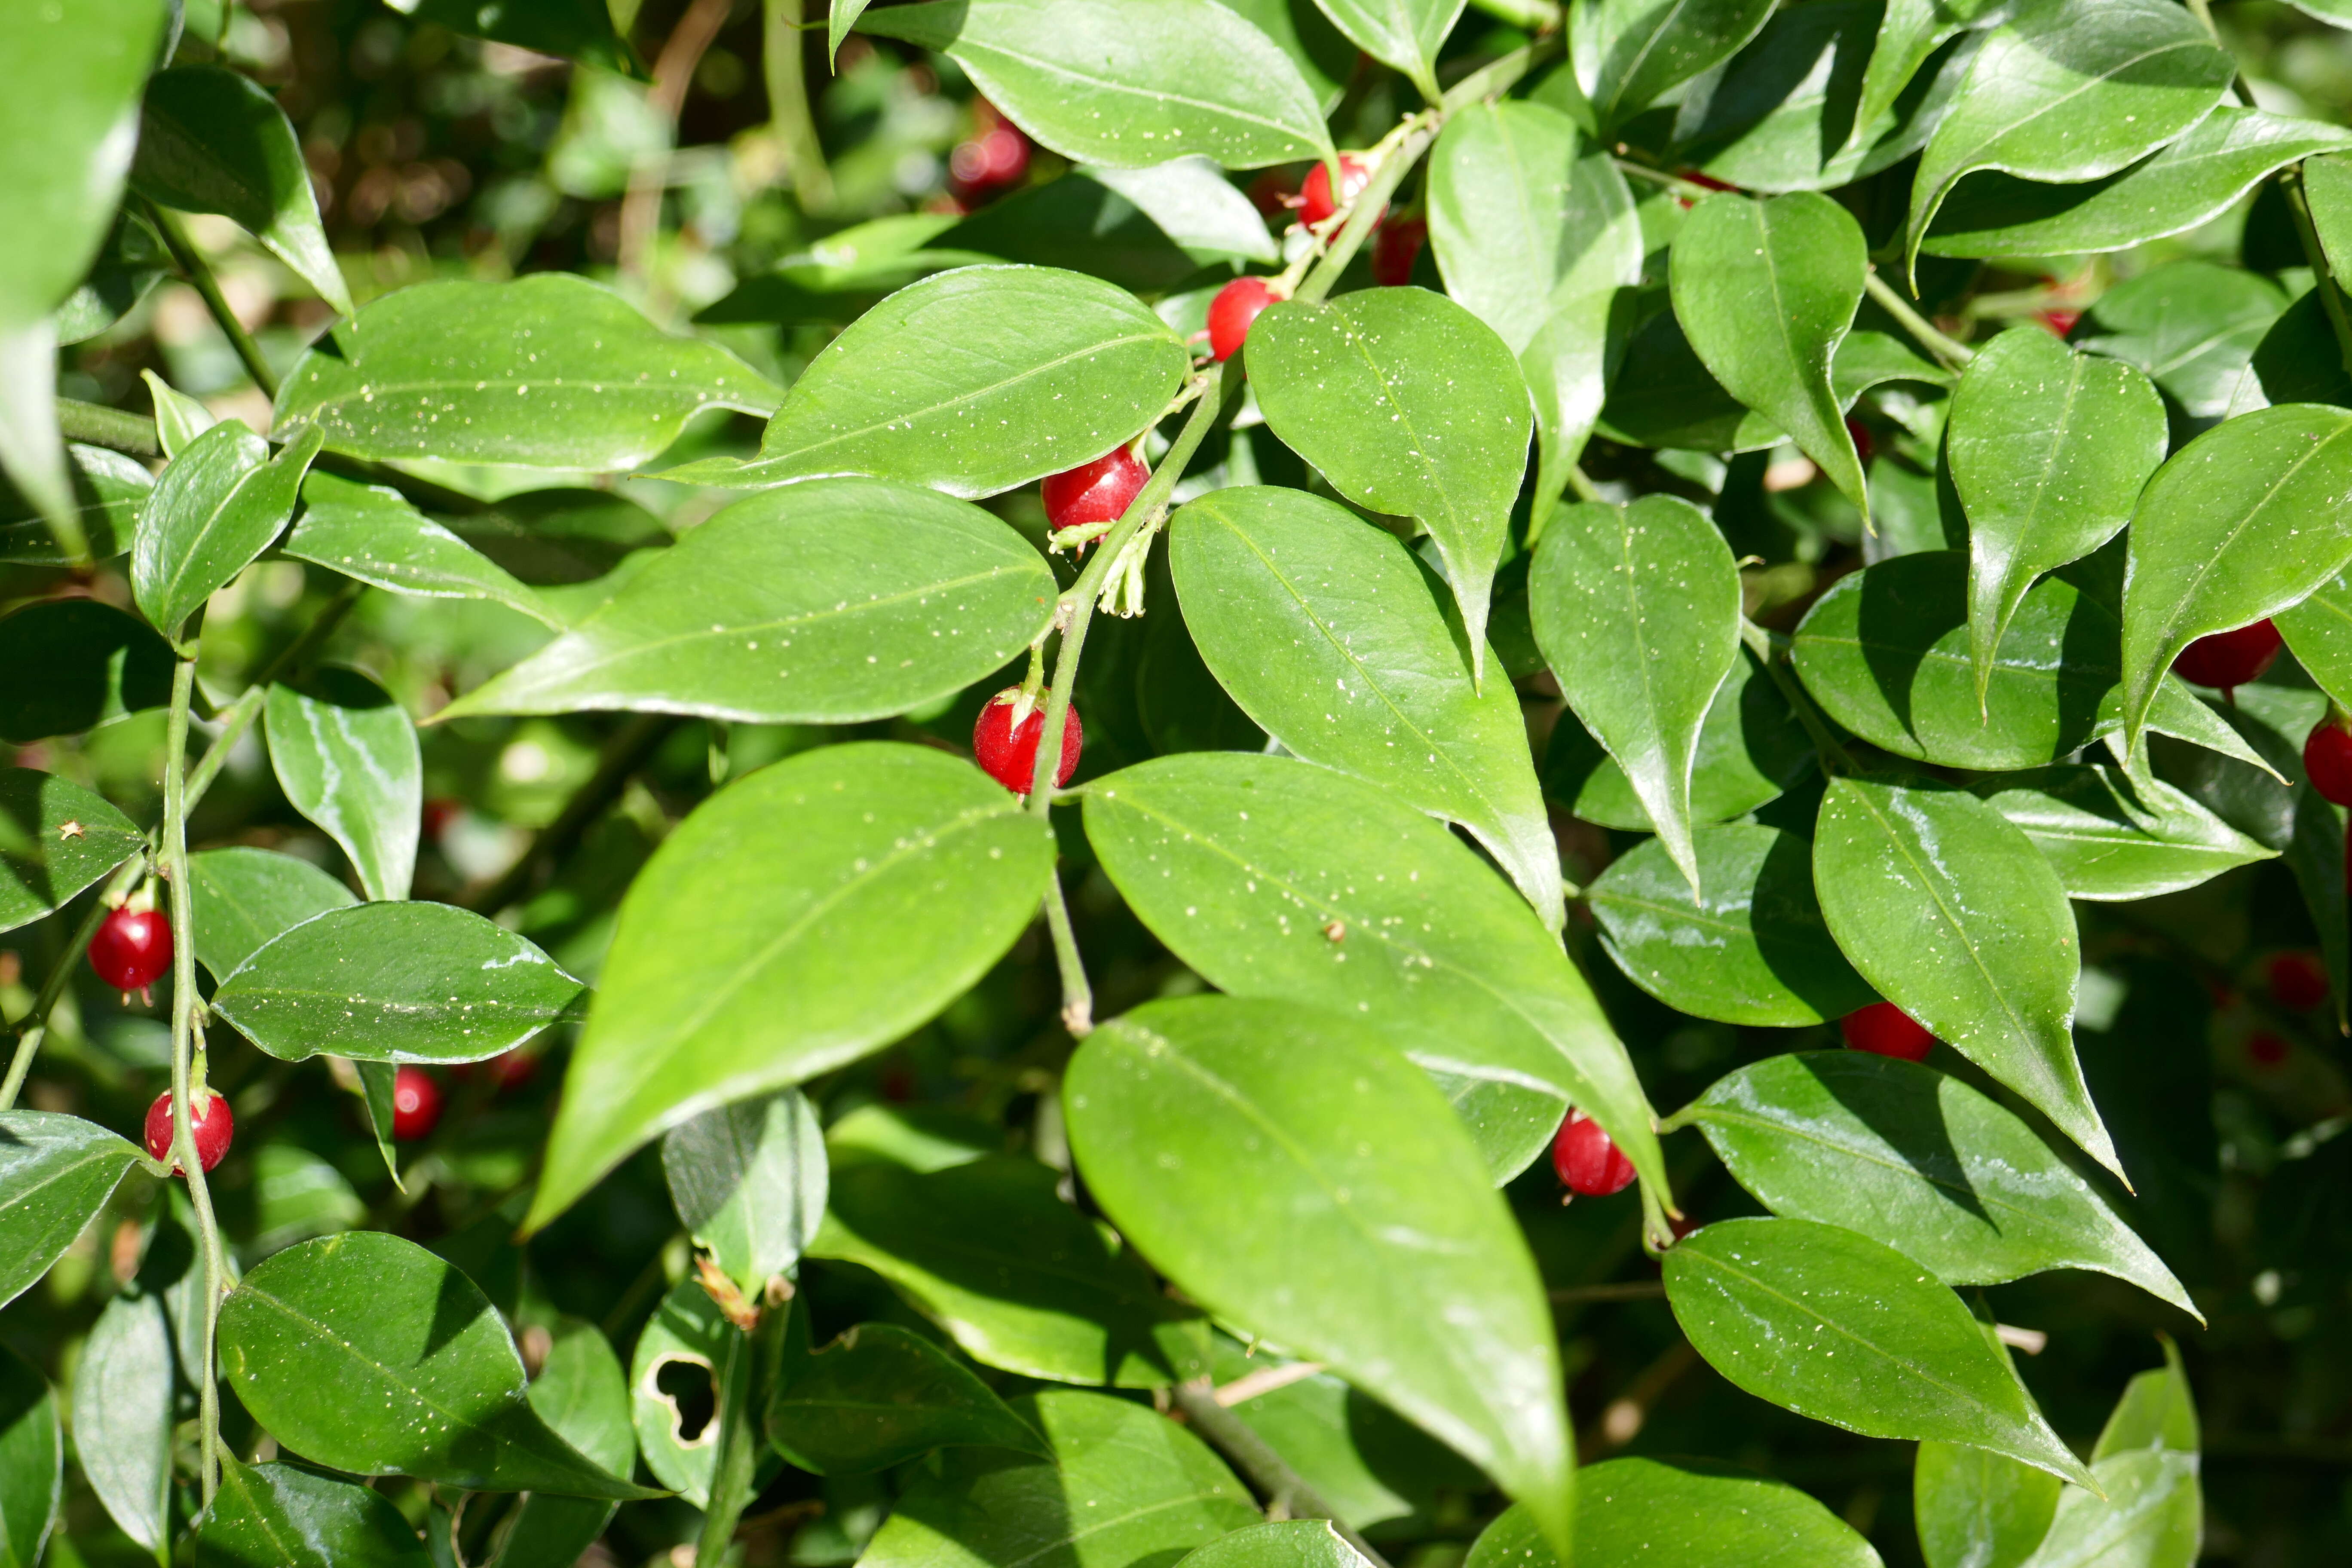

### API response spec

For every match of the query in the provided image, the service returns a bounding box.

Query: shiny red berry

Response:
[974,689,1082,795]
[949,102,1029,196]
[1299,153,1376,227]
[1372,216,1426,287]
[2266,949,2330,1013]
[1841,1001,1936,1063]
[89,906,172,998]
[392,1066,443,1141]
[144,1089,233,1173]
[1043,448,1149,542]
[1208,277,1279,362]
[1552,1110,1635,1197]
[2171,620,2281,693]
[2306,716,2352,805]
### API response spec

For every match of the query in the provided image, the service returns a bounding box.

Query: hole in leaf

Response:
[654,1355,719,1446]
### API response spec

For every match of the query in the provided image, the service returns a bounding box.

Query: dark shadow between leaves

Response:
[1748,828,1875,1019]
[1852,551,1965,743]
[1810,1053,1992,1228]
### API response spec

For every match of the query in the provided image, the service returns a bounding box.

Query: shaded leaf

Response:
[495,1317,631,1568]
[72,1286,175,1550]
[286,474,556,625]
[2277,566,2352,710]
[0,769,143,937]
[0,1345,61,1568]
[766,1323,1050,1475]
[405,0,638,74]
[662,1088,828,1296]
[197,1458,433,1568]
[186,846,359,979]
[2073,260,2286,431]
[1214,0,1358,113]
[1574,0,1776,134]
[265,667,420,902]
[1182,1522,1375,1568]
[1972,765,2274,903]
[630,1282,729,1506]
[0,1112,147,1312]
[0,600,179,742]
[134,421,323,643]
[0,444,150,564]
[1917,1439,2062,1568]
[1544,646,1814,831]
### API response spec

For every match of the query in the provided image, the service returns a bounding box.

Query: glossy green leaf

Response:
[1598,311,1950,453]
[1311,0,1461,99]
[1429,104,1642,514]
[1577,1456,1881,1567]
[2120,405,2352,748]
[1853,0,2010,156]
[2074,261,2286,430]
[1215,0,1358,112]
[1589,824,1874,1028]
[439,478,1054,723]
[1531,496,1742,893]
[275,274,780,470]
[73,1286,175,1550]
[859,1389,1259,1568]
[1922,107,2352,258]
[265,668,421,902]
[1573,0,1776,133]
[1168,487,1561,928]
[187,846,359,978]
[0,1113,147,1311]
[217,1231,658,1496]
[1948,328,2168,714]
[662,1088,827,1296]
[2233,289,2352,417]
[56,212,166,348]
[2095,1341,2198,1461]
[1916,1440,2063,1568]
[1082,753,1663,1191]
[443,487,670,587]
[1814,776,2119,1179]
[811,1155,1213,1387]
[2278,567,2352,710]
[857,0,1332,169]
[2019,1449,2199,1568]
[1247,291,1532,679]
[1972,765,2275,903]
[405,0,637,74]
[145,371,218,459]
[1544,647,1814,831]
[0,769,142,936]
[1685,1051,2194,1312]
[1182,1522,1373,1568]
[1905,0,2235,272]
[1670,192,1868,519]
[197,1458,433,1568]
[766,1323,1049,1475]
[286,474,557,626]
[1084,157,1282,263]
[1066,995,1574,1556]
[0,600,177,743]
[0,444,150,564]
[1462,1504,1550,1568]
[906,174,1206,298]
[0,1346,60,1568]
[131,66,351,314]
[211,901,585,1064]
[630,1281,728,1506]
[528,743,1056,1232]
[496,1318,631,1568]
[1665,1217,2093,1486]
[134,420,324,643]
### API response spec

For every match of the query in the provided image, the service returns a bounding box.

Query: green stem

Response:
[764,0,836,212]
[0,857,147,1111]
[1295,122,1439,307]
[1169,1381,1394,1568]
[1613,159,1715,203]
[56,396,161,459]
[1438,32,1562,109]
[695,1308,785,1565]
[2279,164,2352,377]
[144,200,279,401]
[1041,870,1093,1037]
[1863,268,1974,371]
[1741,619,1852,775]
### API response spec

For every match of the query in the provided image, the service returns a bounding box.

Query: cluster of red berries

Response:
[2163,618,2352,808]
[1204,152,1427,365]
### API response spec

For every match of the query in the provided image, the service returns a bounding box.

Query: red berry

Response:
[2307,716,2352,805]
[2247,1030,2291,1069]
[2037,309,2080,337]
[455,1048,536,1091]
[391,1066,443,1141]
[1042,448,1149,541]
[89,906,172,997]
[1845,416,1874,468]
[144,1089,233,1173]
[1552,1109,1636,1197]
[1299,154,1378,227]
[949,101,1029,197]
[1841,1001,1936,1063]
[2266,950,2330,1013]
[973,688,1082,795]
[1208,277,1280,362]
[1372,216,1426,287]
[2171,620,2282,693]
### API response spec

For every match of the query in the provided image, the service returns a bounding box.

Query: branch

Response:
[1169,1380,1394,1568]
[764,0,836,211]
[621,0,735,283]
[1864,267,1974,371]
[2278,163,2352,378]
[144,199,279,400]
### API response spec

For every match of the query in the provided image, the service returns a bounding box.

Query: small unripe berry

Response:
[89,906,172,1000]
[1208,277,1279,362]
[2266,949,2329,1013]
[1372,216,1425,287]
[392,1066,443,1141]
[1043,448,1149,541]
[974,689,1082,795]
[2171,619,2281,694]
[1552,1109,1635,1197]
[1299,153,1376,227]
[2306,715,2352,806]
[1841,1001,1935,1062]
[144,1089,233,1173]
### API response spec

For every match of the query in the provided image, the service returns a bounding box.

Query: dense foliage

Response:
[11,0,2352,1564]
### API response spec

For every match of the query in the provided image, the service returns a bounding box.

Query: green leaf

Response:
[72,1286,175,1550]
[405,0,639,74]
[286,475,557,626]
[812,1155,1213,1387]
[629,1281,729,1506]
[210,901,585,1064]
[1589,824,1874,1028]
[859,1389,1259,1568]
[0,444,150,564]
[1181,1522,1375,1568]
[856,0,1332,169]
[766,1323,1050,1475]
[1598,311,1948,453]
[1572,0,1776,134]
[438,478,1054,723]
[1814,776,2120,1179]
[1915,1441,2062,1568]
[1971,765,2275,903]
[1309,0,1462,100]
[0,769,142,936]
[1081,753,1663,1191]
[495,1317,631,1568]
[1428,105,1643,514]
[265,668,421,903]
[144,370,219,459]
[1084,158,1282,263]
[57,212,167,348]
[1904,0,2235,273]
[442,487,671,587]
[1247,292,1532,680]
[1065,995,1574,1556]
[1853,0,2011,159]
[527,743,1056,1233]
[1168,487,1561,928]
[0,1113,147,1311]
[1665,1216,2093,1486]
[662,1088,827,1296]
[1948,328,2168,716]
[830,0,872,61]
[1214,0,1358,113]
[198,1458,434,1568]
[1685,1051,2195,1314]
[1577,1456,1882,1567]
[0,1345,60,1568]
[2018,1449,2198,1568]
[275,275,780,470]
[2073,261,2286,430]
[187,847,358,979]
[1463,1504,1551,1568]
[133,420,324,643]
[130,66,352,314]
[2277,566,2352,710]
[0,600,176,743]
[2095,1340,2198,1461]
[1670,193,1868,519]
[1922,107,2352,259]
[217,1231,659,1497]
[1531,496,1743,894]
[1546,647,1813,830]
